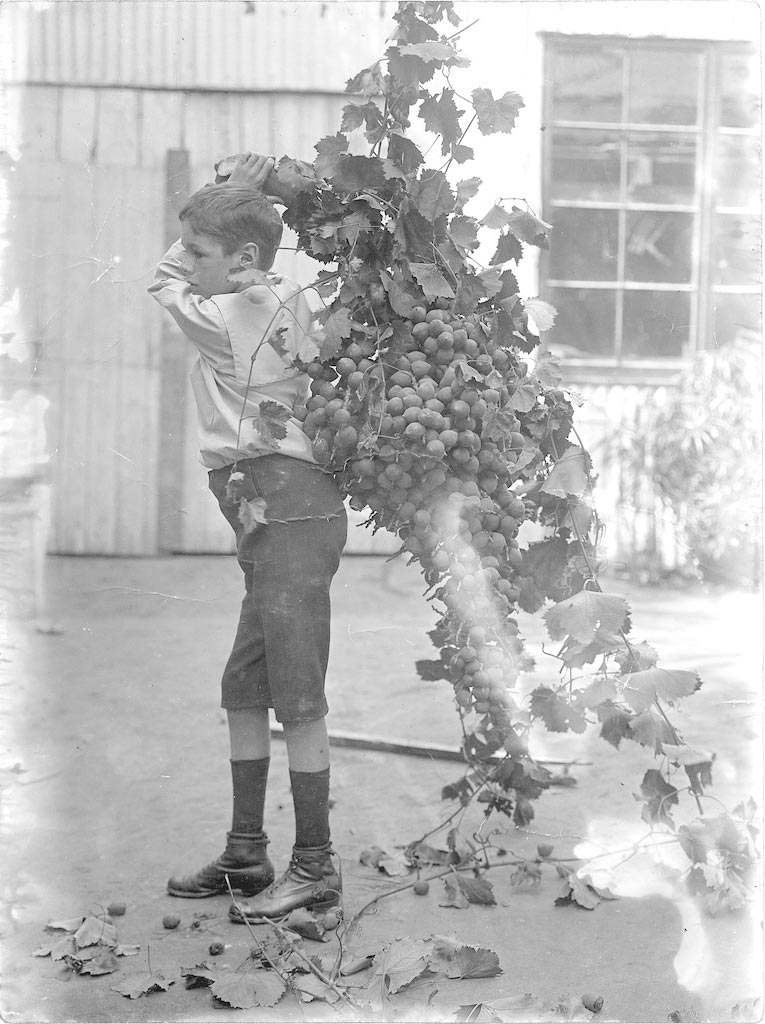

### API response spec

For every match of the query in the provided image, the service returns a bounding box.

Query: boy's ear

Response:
[239,242,260,268]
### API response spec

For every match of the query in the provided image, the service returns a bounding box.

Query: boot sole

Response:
[229,891,341,922]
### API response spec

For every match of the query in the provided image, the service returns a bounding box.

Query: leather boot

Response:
[167,831,274,898]
[229,843,341,921]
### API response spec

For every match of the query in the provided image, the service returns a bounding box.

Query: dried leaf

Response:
[74,916,118,950]
[238,496,268,533]
[359,845,386,869]
[112,971,175,999]
[377,851,411,877]
[440,877,469,908]
[292,973,342,1004]
[456,874,496,906]
[45,917,85,933]
[339,954,375,977]
[555,871,601,910]
[211,971,287,1009]
[446,946,502,979]
[181,962,218,989]
[114,943,140,957]
[283,907,327,941]
[34,935,77,960]
[77,948,119,976]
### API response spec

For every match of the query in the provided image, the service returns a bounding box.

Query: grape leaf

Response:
[614,640,659,673]
[446,947,502,979]
[337,210,374,247]
[74,916,118,949]
[451,143,474,163]
[481,203,512,229]
[440,877,469,908]
[341,100,383,134]
[359,845,386,868]
[490,232,522,265]
[318,307,354,359]
[252,400,291,449]
[529,686,587,734]
[314,134,348,180]
[411,169,455,221]
[533,352,563,387]
[472,88,525,134]
[556,628,624,669]
[112,971,175,999]
[409,263,455,300]
[283,907,327,942]
[346,63,385,96]
[622,667,701,711]
[45,917,85,933]
[380,270,416,317]
[554,867,601,910]
[540,444,590,497]
[628,708,675,753]
[455,177,482,209]
[400,40,464,64]
[407,841,452,866]
[510,383,539,413]
[77,948,119,976]
[377,851,411,876]
[419,90,463,154]
[415,657,451,681]
[388,132,424,174]
[212,971,287,1009]
[596,702,633,748]
[544,590,630,644]
[661,743,714,767]
[238,496,268,534]
[393,203,435,260]
[34,935,77,960]
[293,973,342,1003]
[332,154,387,193]
[372,937,432,994]
[181,963,218,989]
[505,207,553,246]
[275,156,317,197]
[340,954,375,977]
[640,768,679,827]
[524,297,557,334]
[449,215,480,250]
[455,874,496,905]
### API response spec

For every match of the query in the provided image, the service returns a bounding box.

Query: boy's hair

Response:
[179,184,283,269]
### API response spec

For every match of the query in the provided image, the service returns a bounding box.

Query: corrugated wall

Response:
[5,1,392,91]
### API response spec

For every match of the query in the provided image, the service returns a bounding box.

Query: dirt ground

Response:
[1,552,762,1023]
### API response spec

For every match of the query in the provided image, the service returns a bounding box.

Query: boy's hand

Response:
[218,152,275,191]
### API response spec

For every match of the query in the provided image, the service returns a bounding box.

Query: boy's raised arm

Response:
[149,241,231,368]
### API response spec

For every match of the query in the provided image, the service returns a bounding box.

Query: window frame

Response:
[540,33,760,383]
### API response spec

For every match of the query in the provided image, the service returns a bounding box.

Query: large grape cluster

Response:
[295,297,536,737]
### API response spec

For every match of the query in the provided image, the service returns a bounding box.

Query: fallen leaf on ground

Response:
[34,935,77,959]
[371,937,432,995]
[455,874,496,905]
[339,954,374,976]
[292,973,342,1003]
[45,917,84,933]
[75,949,119,976]
[181,962,218,989]
[114,943,140,957]
[359,846,386,868]
[74,915,118,949]
[112,971,175,998]
[440,877,469,908]
[446,946,502,979]
[377,851,411,876]
[211,971,286,1009]
[554,869,601,910]
[283,907,327,941]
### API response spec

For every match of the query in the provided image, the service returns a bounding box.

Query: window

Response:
[541,37,761,371]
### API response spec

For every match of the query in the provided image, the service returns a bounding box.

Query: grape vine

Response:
[221,0,757,914]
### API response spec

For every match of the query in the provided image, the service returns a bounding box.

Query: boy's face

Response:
[179,223,253,299]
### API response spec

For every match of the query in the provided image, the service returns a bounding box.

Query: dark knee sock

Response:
[289,768,331,849]
[230,758,270,835]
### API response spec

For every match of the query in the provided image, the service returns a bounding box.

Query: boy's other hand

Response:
[222,152,275,192]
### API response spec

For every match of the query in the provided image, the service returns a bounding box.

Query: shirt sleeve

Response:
[148,240,233,370]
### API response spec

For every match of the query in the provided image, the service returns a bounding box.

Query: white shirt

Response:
[149,241,316,469]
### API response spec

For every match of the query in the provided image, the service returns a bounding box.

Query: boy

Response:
[149,154,347,921]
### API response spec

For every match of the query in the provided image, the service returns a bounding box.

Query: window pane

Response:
[719,51,761,129]
[625,212,694,283]
[713,292,762,345]
[547,288,617,357]
[627,133,697,204]
[550,47,623,122]
[713,213,762,287]
[628,49,701,125]
[622,291,690,359]
[549,208,619,280]
[550,129,621,201]
[714,135,762,209]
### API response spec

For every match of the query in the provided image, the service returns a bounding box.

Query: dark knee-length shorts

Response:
[208,456,347,724]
